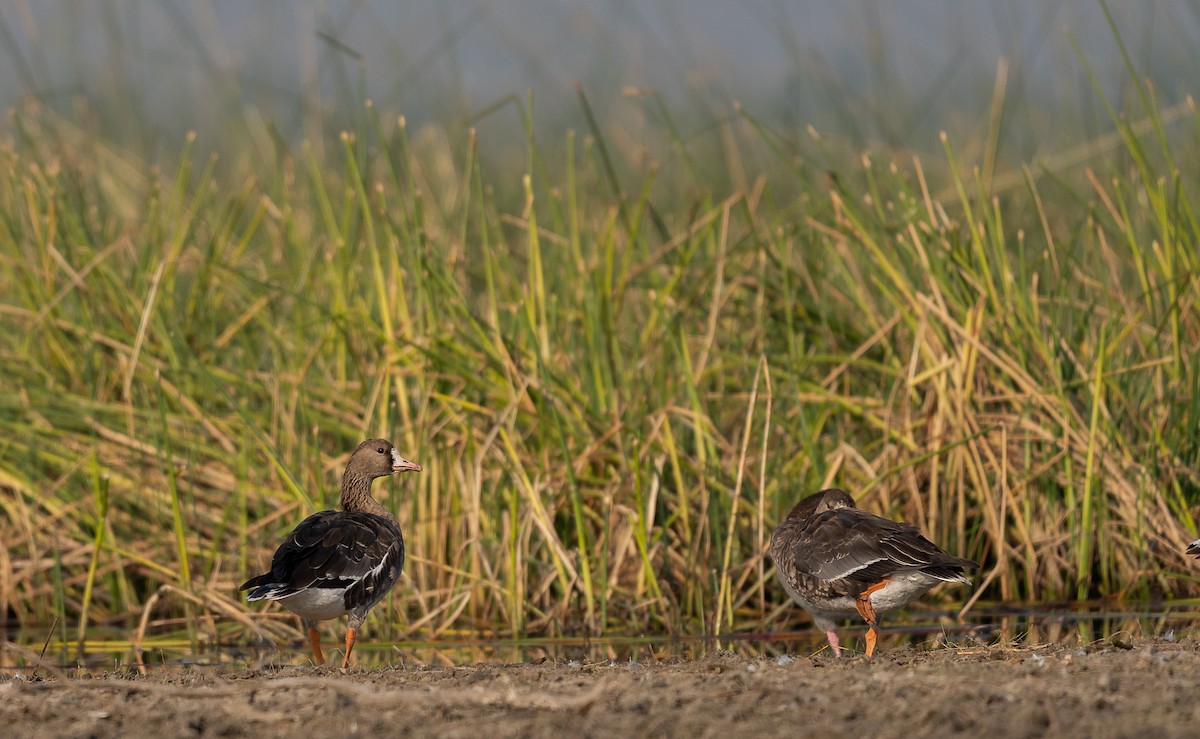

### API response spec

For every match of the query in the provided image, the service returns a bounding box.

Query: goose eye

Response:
[376,446,385,454]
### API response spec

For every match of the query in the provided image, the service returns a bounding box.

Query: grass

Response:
[1,23,1199,662]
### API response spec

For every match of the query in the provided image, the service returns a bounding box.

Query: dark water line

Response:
[5,602,1199,672]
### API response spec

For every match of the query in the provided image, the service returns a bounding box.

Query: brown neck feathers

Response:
[340,473,391,518]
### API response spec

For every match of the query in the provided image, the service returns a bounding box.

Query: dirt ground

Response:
[2,637,1198,738]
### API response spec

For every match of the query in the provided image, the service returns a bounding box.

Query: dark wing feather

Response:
[240,510,405,611]
[787,508,977,596]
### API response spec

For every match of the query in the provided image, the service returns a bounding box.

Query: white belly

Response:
[277,588,350,621]
[865,571,948,611]
[778,571,949,629]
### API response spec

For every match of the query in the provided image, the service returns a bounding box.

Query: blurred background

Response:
[5,1,1200,160]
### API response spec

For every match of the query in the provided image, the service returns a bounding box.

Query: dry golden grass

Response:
[1,63,1198,662]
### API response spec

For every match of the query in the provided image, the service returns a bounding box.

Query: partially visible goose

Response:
[768,488,978,657]
[241,439,421,668]
[1188,539,1200,558]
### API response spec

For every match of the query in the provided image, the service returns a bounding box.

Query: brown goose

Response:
[241,439,421,668]
[768,488,978,657]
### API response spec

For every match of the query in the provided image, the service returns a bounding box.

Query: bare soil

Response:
[2,638,1197,738]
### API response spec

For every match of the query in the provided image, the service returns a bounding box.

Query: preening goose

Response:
[768,489,978,657]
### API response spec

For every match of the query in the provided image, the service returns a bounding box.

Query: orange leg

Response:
[340,627,358,669]
[854,578,890,658]
[307,626,326,666]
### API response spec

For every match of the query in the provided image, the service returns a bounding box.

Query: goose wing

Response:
[787,508,976,592]
[240,510,404,610]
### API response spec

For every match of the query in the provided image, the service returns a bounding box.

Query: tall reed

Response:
[1,40,1198,655]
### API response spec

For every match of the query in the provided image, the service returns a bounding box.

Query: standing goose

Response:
[768,488,978,658]
[241,438,421,668]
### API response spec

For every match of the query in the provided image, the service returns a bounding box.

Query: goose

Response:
[768,488,978,657]
[241,438,421,668]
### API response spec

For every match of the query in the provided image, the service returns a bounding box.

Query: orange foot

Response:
[855,578,889,658]
[340,627,358,670]
[308,627,326,666]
